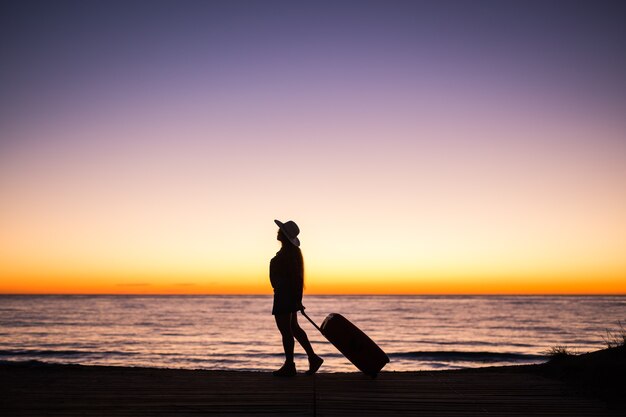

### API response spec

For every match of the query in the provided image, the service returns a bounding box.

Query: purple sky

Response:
[3,1,625,126]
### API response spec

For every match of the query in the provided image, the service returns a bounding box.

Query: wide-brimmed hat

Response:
[274,219,300,247]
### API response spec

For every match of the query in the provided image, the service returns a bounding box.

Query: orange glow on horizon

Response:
[1,270,624,295]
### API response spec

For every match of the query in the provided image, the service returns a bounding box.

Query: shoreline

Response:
[2,350,624,417]
[0,357,542,372]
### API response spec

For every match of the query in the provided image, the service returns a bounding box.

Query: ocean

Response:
[0,295,623,372]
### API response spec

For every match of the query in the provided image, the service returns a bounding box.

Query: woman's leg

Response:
[290,312,315,357]
[291,312,324,374]
[275,313,294,363]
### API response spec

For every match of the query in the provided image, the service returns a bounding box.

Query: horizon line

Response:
[1,293,625,296]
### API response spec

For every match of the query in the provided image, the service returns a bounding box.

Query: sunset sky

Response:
[1,1,625,294]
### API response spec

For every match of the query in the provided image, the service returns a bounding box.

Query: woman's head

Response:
[274,219,300,247]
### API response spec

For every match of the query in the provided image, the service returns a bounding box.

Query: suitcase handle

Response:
[300,308,322,332]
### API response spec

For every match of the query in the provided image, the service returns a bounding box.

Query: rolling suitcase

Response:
[301,310,390,377]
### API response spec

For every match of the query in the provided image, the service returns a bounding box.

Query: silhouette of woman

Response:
[271,219,323,377]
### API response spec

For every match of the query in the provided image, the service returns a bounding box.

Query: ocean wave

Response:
[390,351,547,362]
[394,340,536,348]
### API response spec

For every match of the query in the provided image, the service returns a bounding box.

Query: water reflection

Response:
[0,295,624,372]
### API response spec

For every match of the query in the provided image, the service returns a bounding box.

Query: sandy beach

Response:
[1,358,624,417]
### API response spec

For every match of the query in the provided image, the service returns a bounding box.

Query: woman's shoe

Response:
[305,355,324,375]
[273,362,297,377]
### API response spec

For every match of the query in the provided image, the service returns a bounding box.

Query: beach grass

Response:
[542,344,625,410]
[545,345,578,358]
[603,321,626,349]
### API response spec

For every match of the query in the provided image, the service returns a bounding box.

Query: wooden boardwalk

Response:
[0,363,621,416]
